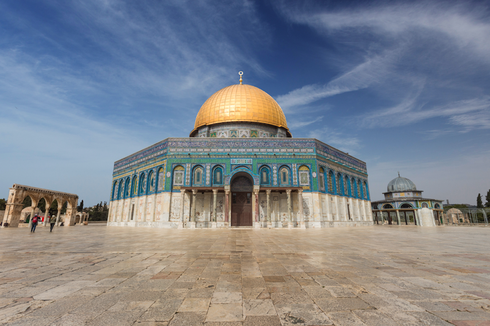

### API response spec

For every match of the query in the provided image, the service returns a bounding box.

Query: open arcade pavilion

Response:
[108,73,373,228]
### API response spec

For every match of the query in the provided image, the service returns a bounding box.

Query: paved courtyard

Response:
[1,225,490,326]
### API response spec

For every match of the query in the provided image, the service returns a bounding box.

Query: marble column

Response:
[396,210,401,225]
[179,189,185,228]
[224,190,230,224]
[286,189,292,228]
[212,189,218,222]
[266,190,271,227]
[43,204,50,226]
[254,190,259,222]
[298,190,305,228]
[191,189,197,227]
[56,209,61,226]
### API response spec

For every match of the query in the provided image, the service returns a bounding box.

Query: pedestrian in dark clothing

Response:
[49,215,56,232]
[31,215,38,233]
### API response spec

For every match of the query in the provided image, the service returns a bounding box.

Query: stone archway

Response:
[2,184,78,228]
[230,173,253,227]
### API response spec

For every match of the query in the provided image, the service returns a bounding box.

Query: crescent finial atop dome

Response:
[239,71,243,85]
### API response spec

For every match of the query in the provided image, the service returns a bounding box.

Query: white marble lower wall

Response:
[107,192,373,228]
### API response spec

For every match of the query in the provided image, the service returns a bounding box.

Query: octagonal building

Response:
[108,74,373,228]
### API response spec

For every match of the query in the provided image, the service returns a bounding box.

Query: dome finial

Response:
[238,71,243,85]
[398,171,400,177]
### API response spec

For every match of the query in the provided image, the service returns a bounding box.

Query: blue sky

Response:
[1,0,489,206]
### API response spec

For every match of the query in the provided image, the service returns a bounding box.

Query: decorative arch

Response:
[364,181,370,200]
[117,180,124,199]
[328,170,334,194]
[156,167,165,191]
[112,181,117,200]
[192,165,205,186]
[343,175,349,196]
[230,172,254,192]
[298,165,310,186]
[124,178,130,198]
[279,165,291,186]
[226,168,259,186]
[434,203,441,209]
[383,203,393,209]
[148,170,155,193]
[259,165,271,186]
[173,165,185,186]
[131,175,138,195]
[400,203,413,208]
[318,167,325,191]
[139,172,146,195]
[336,173,342,195]
[356,179,361,198]
[212,165,224,186]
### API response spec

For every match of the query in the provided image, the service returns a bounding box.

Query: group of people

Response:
[30,214,57,233]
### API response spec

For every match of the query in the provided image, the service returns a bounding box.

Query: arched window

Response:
[112,181,117,200]
[132,175,138,195]
[336,173,342,195]
[400,203,413,208]
[259,166,270,185]
[173,166,185,186]
[139,172,146,195]
[421,202,428,208]
[343,175,349,196]
[299,165,310,186]
[193,166,204,186]
[328,170,334,193]
[124,178,130,198]
[213,166,223,185]
[434,203,441,209]
[148,171,155,192]
[383,204,393,209]
[117,181,123,199]
[364,181,369,200]
[279,166,290,186]
[157,167,164,191]
[351,177,355,197]
[357,180,361,198]
[319,167,325,191]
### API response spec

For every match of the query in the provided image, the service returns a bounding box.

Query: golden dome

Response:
[191,83,290,136]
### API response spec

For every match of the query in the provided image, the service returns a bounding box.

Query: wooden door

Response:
[231,192,252,226]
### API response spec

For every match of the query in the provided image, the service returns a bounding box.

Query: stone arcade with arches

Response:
[108,73,373,228]
[371,174,444,226]
[2,184,78,228]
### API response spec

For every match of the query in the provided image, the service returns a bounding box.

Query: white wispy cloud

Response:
[288,116,323,130]
[277,49,400,111]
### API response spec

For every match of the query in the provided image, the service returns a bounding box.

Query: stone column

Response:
[212,189,218,228]
[179,189,185,228]
[253,189,260,228]
[190,189,197,228]
[56,209,61,226]
[224,190,230,225]
[266,190,271,228]
[29,205,36,228]
[396,210,401,225]
[298,190,305,228]
[286,189,292,228]
[152,193,157,222]
[43,204,51,226]
[414,209,421,226]
[212,190,218,221]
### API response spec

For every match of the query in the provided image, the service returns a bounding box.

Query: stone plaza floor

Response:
[1,225,490,326]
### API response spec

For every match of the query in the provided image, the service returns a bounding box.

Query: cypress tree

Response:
[486,190,490,208]
[477,193,483,208]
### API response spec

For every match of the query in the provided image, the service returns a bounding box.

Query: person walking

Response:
[31,214,38,233]
[49,215,56,232]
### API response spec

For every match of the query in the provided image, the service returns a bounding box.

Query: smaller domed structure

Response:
[371,172,443,227]
[387,173,417,192]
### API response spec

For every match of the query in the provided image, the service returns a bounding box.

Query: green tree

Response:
[77,200,84,212]
[485,190,490,208]
[0,198,7,210]
[477,193,483,208]
[22,196,32,208]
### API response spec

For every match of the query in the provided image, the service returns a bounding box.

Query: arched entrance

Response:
[230,173,253,226]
